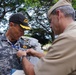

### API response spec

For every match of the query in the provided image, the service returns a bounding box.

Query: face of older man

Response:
[49,14,61,35]
[49,10,66,35]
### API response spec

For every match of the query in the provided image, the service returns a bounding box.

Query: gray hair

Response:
[51,5,75,20]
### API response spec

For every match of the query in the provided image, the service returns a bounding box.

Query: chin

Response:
[16,38,19,40]
[15,37,19,40]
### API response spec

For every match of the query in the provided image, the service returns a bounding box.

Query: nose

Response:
[20,31,24,36]
[50,23,52,28]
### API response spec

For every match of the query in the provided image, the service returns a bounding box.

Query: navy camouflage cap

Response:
[9,13,31,30]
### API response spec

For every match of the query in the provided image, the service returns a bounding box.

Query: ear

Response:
[56,10,63,19]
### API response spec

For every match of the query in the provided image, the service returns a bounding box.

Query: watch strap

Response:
[20,55,26,62]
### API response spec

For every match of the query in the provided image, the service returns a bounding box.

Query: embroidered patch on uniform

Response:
[23,45,27,49]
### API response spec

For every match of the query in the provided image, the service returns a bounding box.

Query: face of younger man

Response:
[9,22,24,41]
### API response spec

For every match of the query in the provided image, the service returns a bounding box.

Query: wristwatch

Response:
[20,55,26,62]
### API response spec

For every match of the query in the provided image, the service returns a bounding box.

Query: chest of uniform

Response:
[0,41,18,55]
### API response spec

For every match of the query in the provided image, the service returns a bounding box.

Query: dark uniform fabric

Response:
[0,34,23,75]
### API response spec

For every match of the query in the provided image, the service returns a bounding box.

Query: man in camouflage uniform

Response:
[0,13,43,75]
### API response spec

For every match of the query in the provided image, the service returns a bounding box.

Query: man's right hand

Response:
[26,48,45,58]
[17,50,27,58]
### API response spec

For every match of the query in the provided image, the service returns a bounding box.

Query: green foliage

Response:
[72,0,76,9]
[53,0,58,4]
[0,0,25,19]
[29,28,52,45]
[17,8,26,12]
[24,0,41,7]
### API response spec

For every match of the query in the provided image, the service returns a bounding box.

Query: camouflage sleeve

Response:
[21,36,43,65]
[21,36,43,52]
[28,38,43,52]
